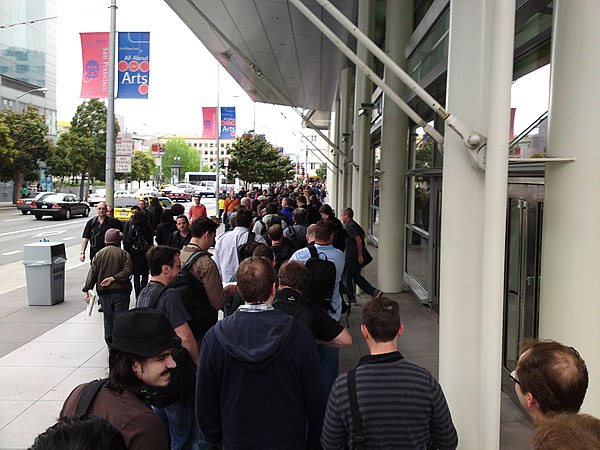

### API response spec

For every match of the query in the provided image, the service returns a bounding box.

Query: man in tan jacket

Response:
[82,228,132,340]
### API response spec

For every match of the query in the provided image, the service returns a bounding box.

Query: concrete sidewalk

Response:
[0,244,532,449]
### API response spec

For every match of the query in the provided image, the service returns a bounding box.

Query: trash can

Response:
[22,242,67,305]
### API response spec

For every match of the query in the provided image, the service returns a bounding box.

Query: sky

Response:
[56,1,550,153]
[56,0,304,153]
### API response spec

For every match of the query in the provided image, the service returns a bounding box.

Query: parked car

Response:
[160,184,176,196]
[176,183,195,194]
[133,187,160,197]
[113,196,173,223]
[31,193,90,220]
[168,187,193,202]
[194,181,216,197]
[87,188,106,206]
[115,190,135,198]
[16,191,54,215]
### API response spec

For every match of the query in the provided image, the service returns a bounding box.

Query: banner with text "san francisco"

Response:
[80,32,109,98]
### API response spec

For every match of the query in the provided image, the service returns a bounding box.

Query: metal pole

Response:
[479,1,515,446]
[307,0,485,155]
[288,0,444,147]
[105,0,117,208]
[215,64,221,211]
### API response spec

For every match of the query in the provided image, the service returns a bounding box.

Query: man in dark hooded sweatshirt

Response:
[195,256,326,449]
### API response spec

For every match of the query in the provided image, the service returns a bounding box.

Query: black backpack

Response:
[286,225,307,250]
[169,250,217,340]
[304,245,336,314]
[130,227,150,254]
[237,231,257,262]
[273,288,315,335]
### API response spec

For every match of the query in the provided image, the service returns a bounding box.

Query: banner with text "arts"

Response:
[117,32,150,99]
[202,107,217,139]
[80,32,110,98]
[220,107,236,139]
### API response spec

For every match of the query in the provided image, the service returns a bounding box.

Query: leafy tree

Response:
[226,132,295,185]
[161,139,200,182]
[65,99,119,196]
[316,163,327,180]
[0,119,16,172]
[0,106,50,201]
[46,131,94,191]
[131,150,155,185]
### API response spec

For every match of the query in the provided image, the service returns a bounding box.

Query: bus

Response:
[184,172,237,196]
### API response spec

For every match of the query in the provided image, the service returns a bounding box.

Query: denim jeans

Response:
[98,292,130,340]
[154,398,211,450]
[343,258,376,300]
[318,344,340,399]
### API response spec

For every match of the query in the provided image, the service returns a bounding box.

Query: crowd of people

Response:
[28,183,599,449]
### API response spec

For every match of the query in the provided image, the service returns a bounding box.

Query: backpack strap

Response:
[147,284,171,309]
[347,369,366,450]
[247,231,255,244]
[75,378,107,416]
[308,244,318,259]
[182,249,207,272]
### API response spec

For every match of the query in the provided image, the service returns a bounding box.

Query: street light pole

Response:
[105,0,117,209]
[16,87,48,112]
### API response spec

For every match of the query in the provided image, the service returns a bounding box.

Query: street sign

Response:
[115,155,132,173]
[116,132,133,156]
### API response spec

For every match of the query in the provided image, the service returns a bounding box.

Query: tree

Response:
[226,132,295,185]
[316,163,327,180]
[63,99,119,198]
[131,150,155,185]
[161,139,200,182]
[0,106,50,201]
[0,119,16,173]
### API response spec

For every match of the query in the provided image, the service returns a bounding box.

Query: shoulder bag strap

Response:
[347,369,366,450]
[75,378,107,416]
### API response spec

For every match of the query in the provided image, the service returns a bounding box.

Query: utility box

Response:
[22,242,67,306]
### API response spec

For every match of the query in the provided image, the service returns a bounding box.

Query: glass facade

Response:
[0,0,56,87]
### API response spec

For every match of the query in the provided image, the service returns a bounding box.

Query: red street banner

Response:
[202,107,217,139]
[80,32,110,98]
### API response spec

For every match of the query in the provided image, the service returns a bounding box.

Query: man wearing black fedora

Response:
[60,308,180,450]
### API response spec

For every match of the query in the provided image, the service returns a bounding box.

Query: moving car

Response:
[31,193,90,220]
[16,191,54,215]
[87,188,106,206]
[115,190,135,198]
[168,187,192,202]
[176,183,195,194]
[133,187,160,197]
[113,196,173,223]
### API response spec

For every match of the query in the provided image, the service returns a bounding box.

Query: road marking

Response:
[0,218,88,238]
[2,250,21,256]
[31,230,68,238]
[62,236,77,241]
[5,217,29,222]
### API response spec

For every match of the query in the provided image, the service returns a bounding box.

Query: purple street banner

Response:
[80,32,109,98]
[117,32,150,99]
[220,106,236,139]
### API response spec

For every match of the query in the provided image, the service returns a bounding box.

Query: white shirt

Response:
[212,227,266,282]
[289,243,345,321]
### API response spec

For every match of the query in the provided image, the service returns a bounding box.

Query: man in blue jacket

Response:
[196,256,326,449]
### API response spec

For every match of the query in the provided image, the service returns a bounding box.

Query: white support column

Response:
[338,67,353,210]
[377,0,412,292]
[351,0,374,224]
[328,96,340,209]
[539,0,600,417]
[438,1,492,448]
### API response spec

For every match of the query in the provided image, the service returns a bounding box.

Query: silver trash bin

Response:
[22,242,67,305]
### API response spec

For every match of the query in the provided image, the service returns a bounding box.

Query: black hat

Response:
[107,308,181,357]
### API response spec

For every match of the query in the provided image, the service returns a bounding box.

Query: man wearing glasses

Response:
[511,340,588,421]
[80,201,123,263]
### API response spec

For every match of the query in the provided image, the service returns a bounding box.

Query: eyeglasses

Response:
[509,370,521,386]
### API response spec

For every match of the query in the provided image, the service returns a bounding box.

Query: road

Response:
[0,199,217,295]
